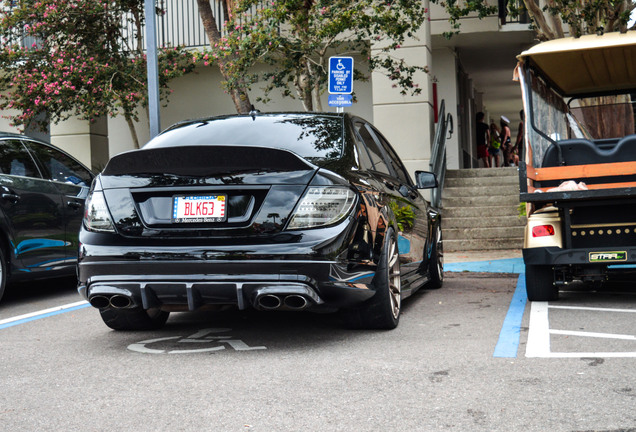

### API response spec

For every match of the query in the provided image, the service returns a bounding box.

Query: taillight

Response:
[83,191,115,232]
[287,186,356,229]
[532,224,555,237]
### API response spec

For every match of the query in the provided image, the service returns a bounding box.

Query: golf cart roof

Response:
[517,32,636,97]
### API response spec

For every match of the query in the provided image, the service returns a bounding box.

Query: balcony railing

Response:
[5,0,269,53]
[125,0,270,51]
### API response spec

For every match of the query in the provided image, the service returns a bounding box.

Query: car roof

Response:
[517,32,636,97]
[163,111,347,133]
[0,131,39,140]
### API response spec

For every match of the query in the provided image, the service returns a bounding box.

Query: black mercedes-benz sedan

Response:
[78,112,443,330]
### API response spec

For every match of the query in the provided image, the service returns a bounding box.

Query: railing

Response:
[429,100,453,209]
[502,0,531,25]
[123,0,270,51]
[5,1,269,52]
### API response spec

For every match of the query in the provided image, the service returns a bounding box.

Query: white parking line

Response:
[526,302,636,358]
[0,301,90,329]
[550,329,636,341]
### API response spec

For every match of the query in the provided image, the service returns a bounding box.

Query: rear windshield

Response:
[145,114,345,163]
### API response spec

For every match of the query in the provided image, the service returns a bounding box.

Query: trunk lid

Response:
[99,145,318,237]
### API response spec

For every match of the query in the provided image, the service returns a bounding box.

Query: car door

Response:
[22,140,93,263]
[0,138,67,272]
[353,120,430,285]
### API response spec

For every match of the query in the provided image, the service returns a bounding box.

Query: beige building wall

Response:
[431,47,460,170]
[371,4,435,180]
[49,116,109,170]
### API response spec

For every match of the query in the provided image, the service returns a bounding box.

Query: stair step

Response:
[445,175,519,187]
[442,205,522,218]
[444,238,524,252]
[444,226,525,240]
[442,194,520,207]
[445,167,518,179]
[443,216,526,229]
[441,168,523,252]
[443,184,520,198]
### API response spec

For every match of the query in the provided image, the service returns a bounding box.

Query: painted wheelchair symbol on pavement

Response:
[127,328,267,354]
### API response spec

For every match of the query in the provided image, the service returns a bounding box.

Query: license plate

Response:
[172,195,226,223]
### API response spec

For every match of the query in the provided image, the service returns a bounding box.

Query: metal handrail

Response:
[429,100,453,209]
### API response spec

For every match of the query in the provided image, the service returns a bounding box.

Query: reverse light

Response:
[532,224,555,237]
[287,186,356,229]
[83,190,115,232]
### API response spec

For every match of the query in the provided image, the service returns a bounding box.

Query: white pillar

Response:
[50,116,109,170]
[371,4,434,179]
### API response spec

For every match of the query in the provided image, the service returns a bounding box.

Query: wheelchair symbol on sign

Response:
[336,59,345,70]
[127,328,267,354]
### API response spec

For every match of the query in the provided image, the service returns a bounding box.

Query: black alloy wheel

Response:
[0,246,6,302]
[425,223,444,289]
[342,227,401,330]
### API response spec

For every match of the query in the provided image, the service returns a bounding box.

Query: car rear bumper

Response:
[523,246,636,266]
[78,258,378,312]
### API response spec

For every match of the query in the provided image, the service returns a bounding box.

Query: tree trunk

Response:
[295,59,313,111]
[125,114,140,149]
[196,0,252,113]
[523,0,557,40]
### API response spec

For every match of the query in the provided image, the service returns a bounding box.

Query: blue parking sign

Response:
[328,56,353,94]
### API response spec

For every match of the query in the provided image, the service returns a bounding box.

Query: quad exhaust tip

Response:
[256,294,310,311]
[88,293,135,309]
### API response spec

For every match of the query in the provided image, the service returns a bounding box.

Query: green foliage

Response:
[389,200,416,232]
[0,0,200,138]
[518,202,527,218]
[206,0,431,111]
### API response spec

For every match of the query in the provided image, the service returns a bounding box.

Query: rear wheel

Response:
[342,228,401,330]
[425,224,444,289]
[0,247,6,303]
[525,265,558,301]
[99,307,170,331]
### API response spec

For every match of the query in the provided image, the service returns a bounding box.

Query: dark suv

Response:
[0,133,94,302]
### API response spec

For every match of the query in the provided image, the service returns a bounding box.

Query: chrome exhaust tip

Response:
[109,294,133,309]
[89,295,111,309]
[258,294,282,310]
[283,295,309,310]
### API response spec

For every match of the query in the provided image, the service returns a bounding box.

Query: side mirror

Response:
[415,171,438,189]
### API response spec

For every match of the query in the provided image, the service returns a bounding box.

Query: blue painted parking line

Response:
[445,258,524,274]
[0,301,90,330]
[445,257,526,358]
[494,275,527,357]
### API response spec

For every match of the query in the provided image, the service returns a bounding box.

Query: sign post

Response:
[328,56,353,112]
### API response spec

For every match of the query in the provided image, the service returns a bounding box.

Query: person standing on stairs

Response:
[476,112,490,168]
[500,115,513,166]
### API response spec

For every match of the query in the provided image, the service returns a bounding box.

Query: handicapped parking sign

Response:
[328,56,353,94]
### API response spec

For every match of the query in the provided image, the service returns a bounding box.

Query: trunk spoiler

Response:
[103,145,317,177]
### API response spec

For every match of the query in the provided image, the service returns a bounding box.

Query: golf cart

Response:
[516,32,636,301]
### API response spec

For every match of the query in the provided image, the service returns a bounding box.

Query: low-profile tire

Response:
[0,246,6,303]
[525,265,558,301]
[99,307,170,331]
[425,224,444,289]
[341,228,401,330]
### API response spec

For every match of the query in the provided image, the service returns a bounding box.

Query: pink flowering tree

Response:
[202,0,431,112]
[0,0,200,148]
